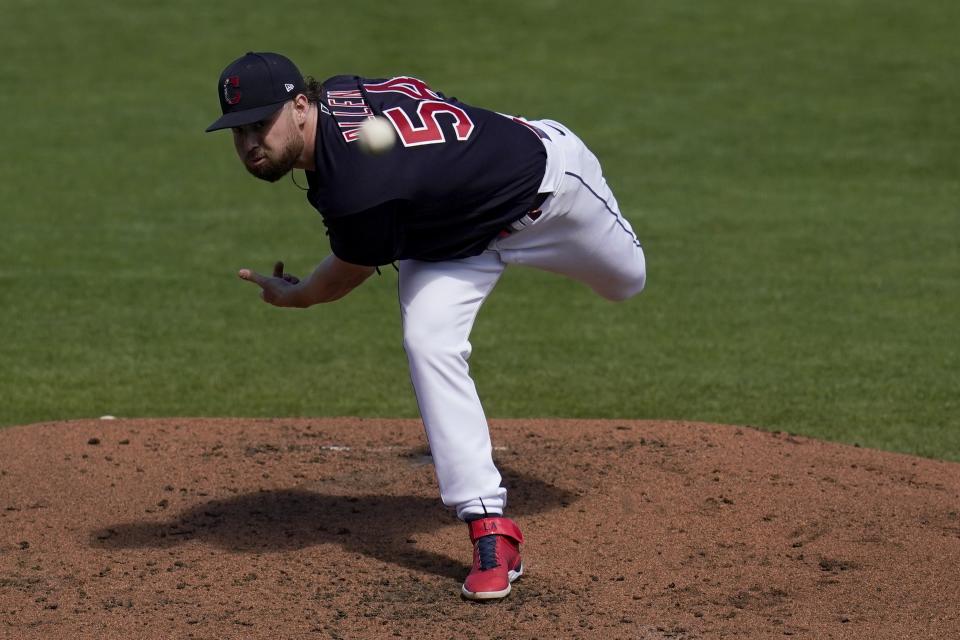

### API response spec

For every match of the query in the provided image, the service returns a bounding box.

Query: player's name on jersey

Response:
[325,89,373,142]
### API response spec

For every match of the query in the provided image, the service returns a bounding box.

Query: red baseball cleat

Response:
[461,516,524,600]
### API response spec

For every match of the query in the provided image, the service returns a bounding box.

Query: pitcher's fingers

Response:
[238,269,269,288]
[273,261,284,278]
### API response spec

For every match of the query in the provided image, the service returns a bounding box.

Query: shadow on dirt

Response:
[89,467,575,581]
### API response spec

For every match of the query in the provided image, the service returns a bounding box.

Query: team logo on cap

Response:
[223,76,242,105]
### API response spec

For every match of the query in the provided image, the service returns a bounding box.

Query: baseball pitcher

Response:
[205,52,646,600]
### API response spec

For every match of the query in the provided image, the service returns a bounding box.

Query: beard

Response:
[244,133,304,183]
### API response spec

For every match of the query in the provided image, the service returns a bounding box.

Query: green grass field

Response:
[2,1,957,459]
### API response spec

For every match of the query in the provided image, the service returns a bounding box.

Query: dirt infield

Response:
[1,418,958,639]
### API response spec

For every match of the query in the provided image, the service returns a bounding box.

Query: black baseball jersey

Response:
[304,75,547,265]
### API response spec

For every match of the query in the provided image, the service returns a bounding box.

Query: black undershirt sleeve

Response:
[324,200,405,267]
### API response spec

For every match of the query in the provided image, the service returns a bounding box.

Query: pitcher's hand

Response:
[238,261,304,307]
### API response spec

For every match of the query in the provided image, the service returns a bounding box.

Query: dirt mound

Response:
[1,418,958,639]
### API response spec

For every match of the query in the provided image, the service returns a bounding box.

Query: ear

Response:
[293,94,310,125]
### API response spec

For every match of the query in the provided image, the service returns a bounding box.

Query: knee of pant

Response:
[599,258,646,302]
[402,326,471,361]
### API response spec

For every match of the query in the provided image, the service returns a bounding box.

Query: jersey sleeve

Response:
[324,200,405,267]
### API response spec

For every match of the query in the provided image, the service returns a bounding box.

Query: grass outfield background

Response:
[1,1,957,459]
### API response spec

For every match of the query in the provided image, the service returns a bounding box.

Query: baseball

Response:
[358,116,397,155]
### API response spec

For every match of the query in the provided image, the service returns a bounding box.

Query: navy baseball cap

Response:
[205,52,306,132]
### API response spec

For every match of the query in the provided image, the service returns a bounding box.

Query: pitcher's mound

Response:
[1,418,958,639]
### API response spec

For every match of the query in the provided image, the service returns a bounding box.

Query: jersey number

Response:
[365,77,474,148]
[382,101,474,147]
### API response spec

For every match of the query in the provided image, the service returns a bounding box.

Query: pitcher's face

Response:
[232,102,304,183]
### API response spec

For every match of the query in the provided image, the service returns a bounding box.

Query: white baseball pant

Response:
[399,119,646,520]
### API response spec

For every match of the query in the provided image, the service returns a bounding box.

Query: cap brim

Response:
[204,101,287,132]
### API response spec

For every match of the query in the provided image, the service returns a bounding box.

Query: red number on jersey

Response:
[364,77,475,147]
[383,101,474,147]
